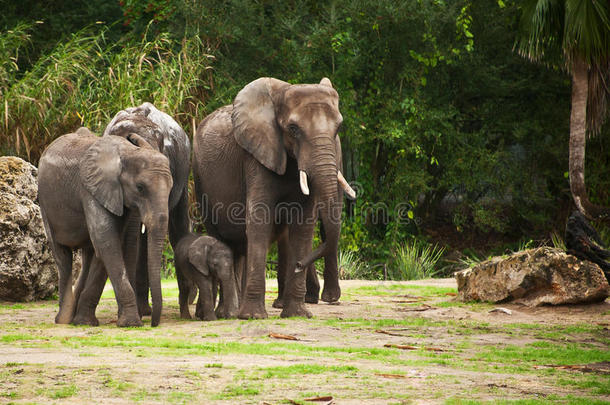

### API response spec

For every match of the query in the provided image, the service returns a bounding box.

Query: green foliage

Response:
[390,239,445,280]
[161,241,176,280]
[338,249,366,280]
[1,23,212,161]
[3,0,610,263]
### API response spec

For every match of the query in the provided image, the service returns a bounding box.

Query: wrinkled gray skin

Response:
[193,77,345,319]
[175,234,238,321]
[74,103,192,324]
[274,137,347,307]
[38,128,172,327]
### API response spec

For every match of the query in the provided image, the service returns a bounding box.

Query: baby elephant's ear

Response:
[188,239,210,276]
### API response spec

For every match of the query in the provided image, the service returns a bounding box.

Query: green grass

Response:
[258,363,358,378]
[213,384,260,399]
[50,384,78,399]
[473,341,610,366]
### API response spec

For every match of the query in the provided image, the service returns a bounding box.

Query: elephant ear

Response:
[79,137,124,216]
[188,239,210,276]
[232,77,290,175]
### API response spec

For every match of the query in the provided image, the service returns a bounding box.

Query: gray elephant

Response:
[38,128,172,327]
[193,77,354,319]
[174,234,239,320]
[73,103,192,322]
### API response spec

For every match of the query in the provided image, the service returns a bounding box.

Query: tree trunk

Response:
[568,58,610,220]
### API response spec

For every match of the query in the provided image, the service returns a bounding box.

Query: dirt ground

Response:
[0,278,609,404]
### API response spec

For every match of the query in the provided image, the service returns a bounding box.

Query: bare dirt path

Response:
[1,279,609,404]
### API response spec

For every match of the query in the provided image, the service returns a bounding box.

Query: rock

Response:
[456,247,610,306]
[0,156,57,301]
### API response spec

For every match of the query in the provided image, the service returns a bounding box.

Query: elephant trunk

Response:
[146,213,168,327]
[296,140,340,271]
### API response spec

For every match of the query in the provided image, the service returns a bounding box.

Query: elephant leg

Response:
[72,257,106,326]
[305,263,320,304]
[234,253,246,303]
[135,234,152,317]
[272,229,289,309]
[216,273,239,319]
[73,246,94,307]
[321,251,341,303]
[169,190,197,307]
[50,242,75,324]
[176,257,193,319]
[195,290,204,320]
[176,262,192,319]
[280,223,314,319]
[238,224,272,319]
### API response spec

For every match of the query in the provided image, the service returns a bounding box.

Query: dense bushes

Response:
[2,0,609,277]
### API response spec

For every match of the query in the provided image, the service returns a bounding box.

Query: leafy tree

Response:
[516,0,610,219]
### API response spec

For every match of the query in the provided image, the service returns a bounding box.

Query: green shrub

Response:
[390,240,445,280]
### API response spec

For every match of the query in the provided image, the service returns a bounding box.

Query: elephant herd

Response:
[38,77,356,327]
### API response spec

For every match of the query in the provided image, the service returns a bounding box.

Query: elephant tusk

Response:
[338,171,356,199]
[299,170,310,196]
[141,223,146,234]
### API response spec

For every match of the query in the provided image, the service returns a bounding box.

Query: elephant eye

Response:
[136,183,145,193]
[288,124,300,138]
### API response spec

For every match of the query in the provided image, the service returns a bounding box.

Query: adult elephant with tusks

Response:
[193,77,356,319]
[72,103,192,326]
[38,128,172,327]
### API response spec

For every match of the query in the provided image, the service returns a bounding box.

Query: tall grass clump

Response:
[390,240,445,280]
[1,23,214,163]
[338,249,366,280]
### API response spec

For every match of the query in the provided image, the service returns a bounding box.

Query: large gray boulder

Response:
[456,247,610,306]
[0,156,57,301]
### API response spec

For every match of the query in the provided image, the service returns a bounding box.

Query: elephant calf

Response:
[174,234,239,321]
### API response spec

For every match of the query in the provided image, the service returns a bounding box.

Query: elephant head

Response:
[79,134,173,326]
[232,77,355,270]
[188,236,238,320]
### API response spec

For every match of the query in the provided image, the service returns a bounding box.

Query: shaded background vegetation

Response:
[2,0,609,278]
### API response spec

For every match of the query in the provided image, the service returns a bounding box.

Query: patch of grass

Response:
[0,334,39,343]
[474,341,610,366]
[50,384,78,399]
[390,240,445,280]
[214,383,260,399]
[446,397,610,405]
[345,283,456,297]
[205,363,223,368]
[557,374,610,395]
[259,363,358,378]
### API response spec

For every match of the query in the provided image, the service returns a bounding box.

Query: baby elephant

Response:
[175,234,239,320]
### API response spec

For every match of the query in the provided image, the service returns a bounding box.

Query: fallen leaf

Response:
[269,333,298,341]
[303,396,333,402]
[534,362,610,374]
[375,329,407,337]
[384,344,447,352]
[375,373,406,379]
[445,292,457,296]
[384,344,418,350]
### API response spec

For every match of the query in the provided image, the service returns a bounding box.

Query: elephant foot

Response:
[201,311,218,322]
[179,309,192,320]
[238,299,268,319]
[55,308,74,325]
[215,305,238,319]
[280,300,312,318]
[272,298,284,309]
[321,286,341,303]
[117,315,143,327]
[117,306,143,327]
[138,302,152,317]
[195,304,203,320]
[305,293,319,304]
[72,311,99,327]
